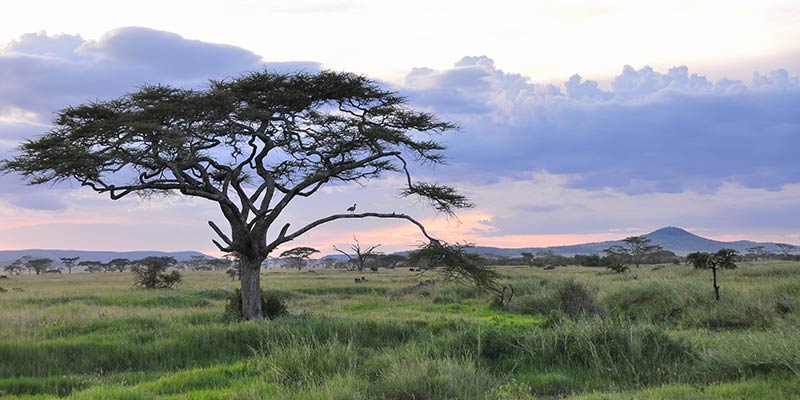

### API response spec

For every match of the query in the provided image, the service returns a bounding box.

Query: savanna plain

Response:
[1,262,799,399]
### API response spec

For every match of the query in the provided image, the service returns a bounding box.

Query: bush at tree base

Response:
[225,288,287,320]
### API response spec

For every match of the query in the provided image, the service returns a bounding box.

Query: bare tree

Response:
[333,237,381,272]
[60,257,80,274]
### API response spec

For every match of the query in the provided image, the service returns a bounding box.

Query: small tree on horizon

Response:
[687,249,738,301]
[60,257,80,274]
[520,252,536,267]
[26,258,53,275]
[106,258,131,272]
[78,261,104,273]
[279,246,320,270]
[746,245,768,261]
[4,256,30,275]
[622,236,663,268]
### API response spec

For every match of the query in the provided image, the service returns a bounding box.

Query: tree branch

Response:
[273,212,437,247]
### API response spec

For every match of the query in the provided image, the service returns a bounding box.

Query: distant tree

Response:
[371,254,407,269]
[746,245,768,261]
[279,246,320,271]
[520,252,536,267]
[775,243,797,257]
[78,261,104,273]
[106,258,131,272]
[207,258,230,271]
[187,255,211,271]
[59,257,80,274]
[333,237,381,272]
[687,249,738,301]
[603,244,631,261]
[4,257,29,275]
[224,252,242,281]
[131,257,181,289]
[622,236,663,268]
[25,258,53,275]
[1,70,470,319]
[319,258,338,269]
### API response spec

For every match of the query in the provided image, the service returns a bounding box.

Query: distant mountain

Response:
[0,249,212,265]
[464,227,792,257]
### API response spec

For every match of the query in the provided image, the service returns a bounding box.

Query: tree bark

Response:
[240,257,265,320]
[712,267,720,301]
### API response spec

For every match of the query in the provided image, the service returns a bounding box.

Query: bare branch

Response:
[274,212,437,247]
[208,220,234,247]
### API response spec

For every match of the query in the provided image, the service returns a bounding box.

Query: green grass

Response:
[0,262,798,398]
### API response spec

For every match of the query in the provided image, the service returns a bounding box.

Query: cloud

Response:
[401,57,800,193]
[0,28,321,122]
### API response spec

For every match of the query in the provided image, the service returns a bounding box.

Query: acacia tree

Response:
[78,261,104,273]
[279,246,319,270]
[60,257,80,274]
[333,237,381,271]
[687,249,738,301]
[520,252,536,267]
[775,243,796,257]
[746,245,767,261]
[106,258,131,272]
[2,71,472,319]
[4,257,28,275]
[26,258,53,275]
[132,256,181,289]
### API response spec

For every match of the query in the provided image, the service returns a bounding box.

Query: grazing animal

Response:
[370,267,379,272]
[346,203,357,214]
[45,269,62,274]
[0,275,8,279]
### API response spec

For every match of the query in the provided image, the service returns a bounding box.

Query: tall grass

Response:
[0,263,798,398]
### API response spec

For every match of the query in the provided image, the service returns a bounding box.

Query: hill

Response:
[465,227,791,257]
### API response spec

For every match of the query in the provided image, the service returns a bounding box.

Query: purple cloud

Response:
[401,57,800,194]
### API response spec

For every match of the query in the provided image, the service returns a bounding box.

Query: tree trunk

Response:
[712,267,720,301]
[240,257,265,320]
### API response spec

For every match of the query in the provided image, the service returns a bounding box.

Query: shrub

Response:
[606,263,629,273]
[131,257,181,289]
[558,280,604,318]
[225,289,288,321]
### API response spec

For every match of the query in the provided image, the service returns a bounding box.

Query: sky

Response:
[0,0,798,256]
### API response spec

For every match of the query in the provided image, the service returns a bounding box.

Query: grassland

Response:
[0,261,799,399]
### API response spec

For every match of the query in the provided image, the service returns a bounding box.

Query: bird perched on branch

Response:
[347,203,357,214]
